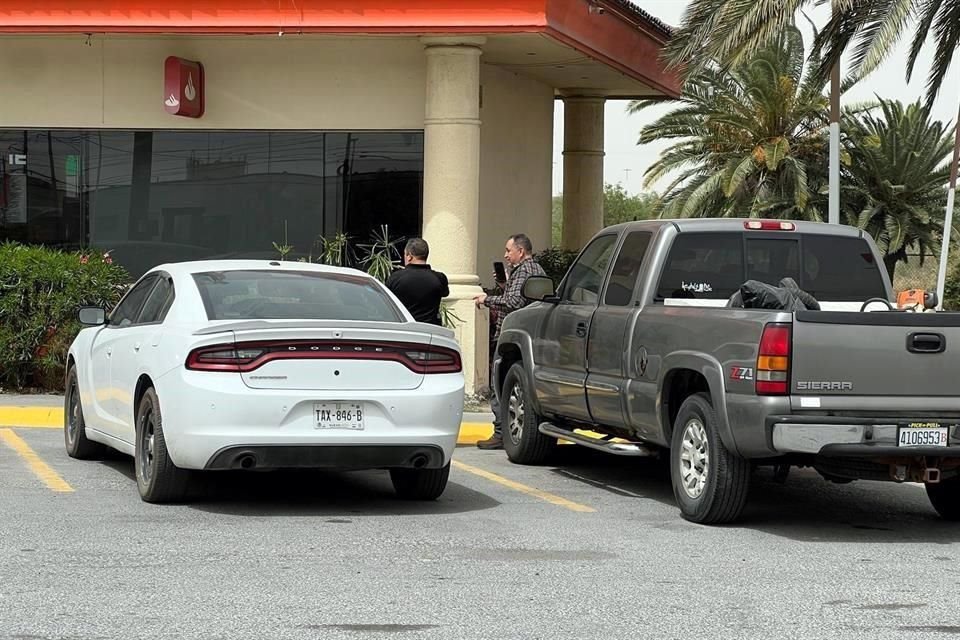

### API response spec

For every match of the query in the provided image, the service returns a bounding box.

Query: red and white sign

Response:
[164,56,204,118]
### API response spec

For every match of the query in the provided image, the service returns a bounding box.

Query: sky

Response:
[551,0,960,196]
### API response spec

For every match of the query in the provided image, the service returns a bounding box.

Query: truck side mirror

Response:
[522,276,559,303]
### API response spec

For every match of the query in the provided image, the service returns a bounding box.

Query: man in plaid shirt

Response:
[473,233,546,450]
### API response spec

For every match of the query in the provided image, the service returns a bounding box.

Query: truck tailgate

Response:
[790,311,960,400]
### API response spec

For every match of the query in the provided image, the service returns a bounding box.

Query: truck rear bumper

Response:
[770,416,960,456]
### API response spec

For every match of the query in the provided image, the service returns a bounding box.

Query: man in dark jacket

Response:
[386,238,449,325]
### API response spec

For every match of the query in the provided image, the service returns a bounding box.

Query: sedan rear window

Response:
[192,270,404,322]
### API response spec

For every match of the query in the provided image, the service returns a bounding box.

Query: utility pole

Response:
[935,99,960,308]
[828,0,841,225]
[623,168,631,188]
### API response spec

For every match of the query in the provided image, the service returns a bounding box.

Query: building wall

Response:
[0,34,554,284]
[477,63,553,288]
[0,35,426,130]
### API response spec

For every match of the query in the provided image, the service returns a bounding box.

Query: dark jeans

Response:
[489,338,501,437]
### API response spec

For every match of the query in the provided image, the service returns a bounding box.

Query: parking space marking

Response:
[0,407,63,429]
[0,428,74,493]
[452,459,595,513]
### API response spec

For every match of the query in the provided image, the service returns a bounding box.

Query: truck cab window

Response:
[604,231,652,306]
[656,232,744,300]
[561,234,618,305]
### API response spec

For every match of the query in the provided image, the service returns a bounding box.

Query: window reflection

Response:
[0,130,424,278]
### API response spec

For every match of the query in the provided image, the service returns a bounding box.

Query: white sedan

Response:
[65,260,465,503]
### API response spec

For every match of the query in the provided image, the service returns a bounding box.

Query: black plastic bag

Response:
[727,277,820,311]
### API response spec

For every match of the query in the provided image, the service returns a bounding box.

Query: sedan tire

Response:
[391,463,450,500]
[135,387,191,503]
[64,365,105,460]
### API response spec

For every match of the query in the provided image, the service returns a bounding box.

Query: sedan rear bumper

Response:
[204,443,446,470]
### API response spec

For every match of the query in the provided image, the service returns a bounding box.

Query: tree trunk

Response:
[883,251,903,285]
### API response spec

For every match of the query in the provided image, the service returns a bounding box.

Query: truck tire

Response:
[926,476,960,520]
[670,393,750,524]
[502,362,556,465]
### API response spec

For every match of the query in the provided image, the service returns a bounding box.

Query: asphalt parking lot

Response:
[2,425,960,639]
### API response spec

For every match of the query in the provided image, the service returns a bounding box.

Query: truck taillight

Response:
[756,323,791,395]
[744,220,796,231]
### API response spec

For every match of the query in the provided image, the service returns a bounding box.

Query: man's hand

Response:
[474,293,487,308]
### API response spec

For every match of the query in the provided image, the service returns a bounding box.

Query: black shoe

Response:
[476,436,503,450]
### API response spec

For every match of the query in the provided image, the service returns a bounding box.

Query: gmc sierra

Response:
[493,218,960,524]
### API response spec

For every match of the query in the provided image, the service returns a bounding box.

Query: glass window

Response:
[801,235,886,301]
[0,130,84,250]
[191,270,403,322]
[656,232,744,300]
[0,129,425,280]
[746,238,802,286]
[604,231,652,306]
[656,231,887,303]
[137,276,175,324]
[561,235,618,305]
[329,132,424,244]
[110,274,159,327]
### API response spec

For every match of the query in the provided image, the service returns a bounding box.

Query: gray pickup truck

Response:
[493,218,960,524]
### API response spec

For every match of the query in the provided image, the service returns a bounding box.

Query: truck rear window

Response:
[655,232,887,302]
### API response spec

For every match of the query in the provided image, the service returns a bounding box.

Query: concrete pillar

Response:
[420,36,489,397]
[561,96,606,251]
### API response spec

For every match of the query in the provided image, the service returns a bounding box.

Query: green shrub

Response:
[0,242,129,392]
[944,264,960,311]
[534,248,579,288]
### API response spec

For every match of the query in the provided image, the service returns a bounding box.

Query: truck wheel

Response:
[670,393,750,524]
[926,476,960,520]
[502,363,556,465]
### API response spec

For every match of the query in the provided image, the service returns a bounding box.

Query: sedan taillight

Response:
[185,341,461,374]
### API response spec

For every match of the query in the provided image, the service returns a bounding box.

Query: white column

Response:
[561,96,606,251]
[420,36,488,397]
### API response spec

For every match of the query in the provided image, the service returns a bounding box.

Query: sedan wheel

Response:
[63,365,104,460]
[135,387,190,503]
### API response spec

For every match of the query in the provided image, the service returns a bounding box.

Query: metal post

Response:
[934,101,960,309]
[828,1,841,225]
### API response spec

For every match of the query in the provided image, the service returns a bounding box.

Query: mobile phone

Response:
[493,261,507,283]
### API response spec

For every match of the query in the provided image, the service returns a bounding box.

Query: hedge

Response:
[0,242,129,392]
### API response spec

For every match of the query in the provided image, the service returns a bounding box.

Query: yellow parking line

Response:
[0,428,74,493]
[452,459,594,513]
[0,407,63,429]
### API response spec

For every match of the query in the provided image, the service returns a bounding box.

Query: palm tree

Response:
[841,99,954,279]
[666,0,960,108]
[630,25,830,219]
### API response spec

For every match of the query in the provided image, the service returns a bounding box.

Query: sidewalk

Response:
[0,394,495,445]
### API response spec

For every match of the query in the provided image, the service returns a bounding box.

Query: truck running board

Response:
[538,422,658,457]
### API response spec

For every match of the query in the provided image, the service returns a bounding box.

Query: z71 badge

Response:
[730,366,754,381]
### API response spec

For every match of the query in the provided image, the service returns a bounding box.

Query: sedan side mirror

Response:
[78,306,107,326]
[522,275,559,303]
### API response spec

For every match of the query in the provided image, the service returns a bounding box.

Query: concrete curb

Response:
[0,404,495,445]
